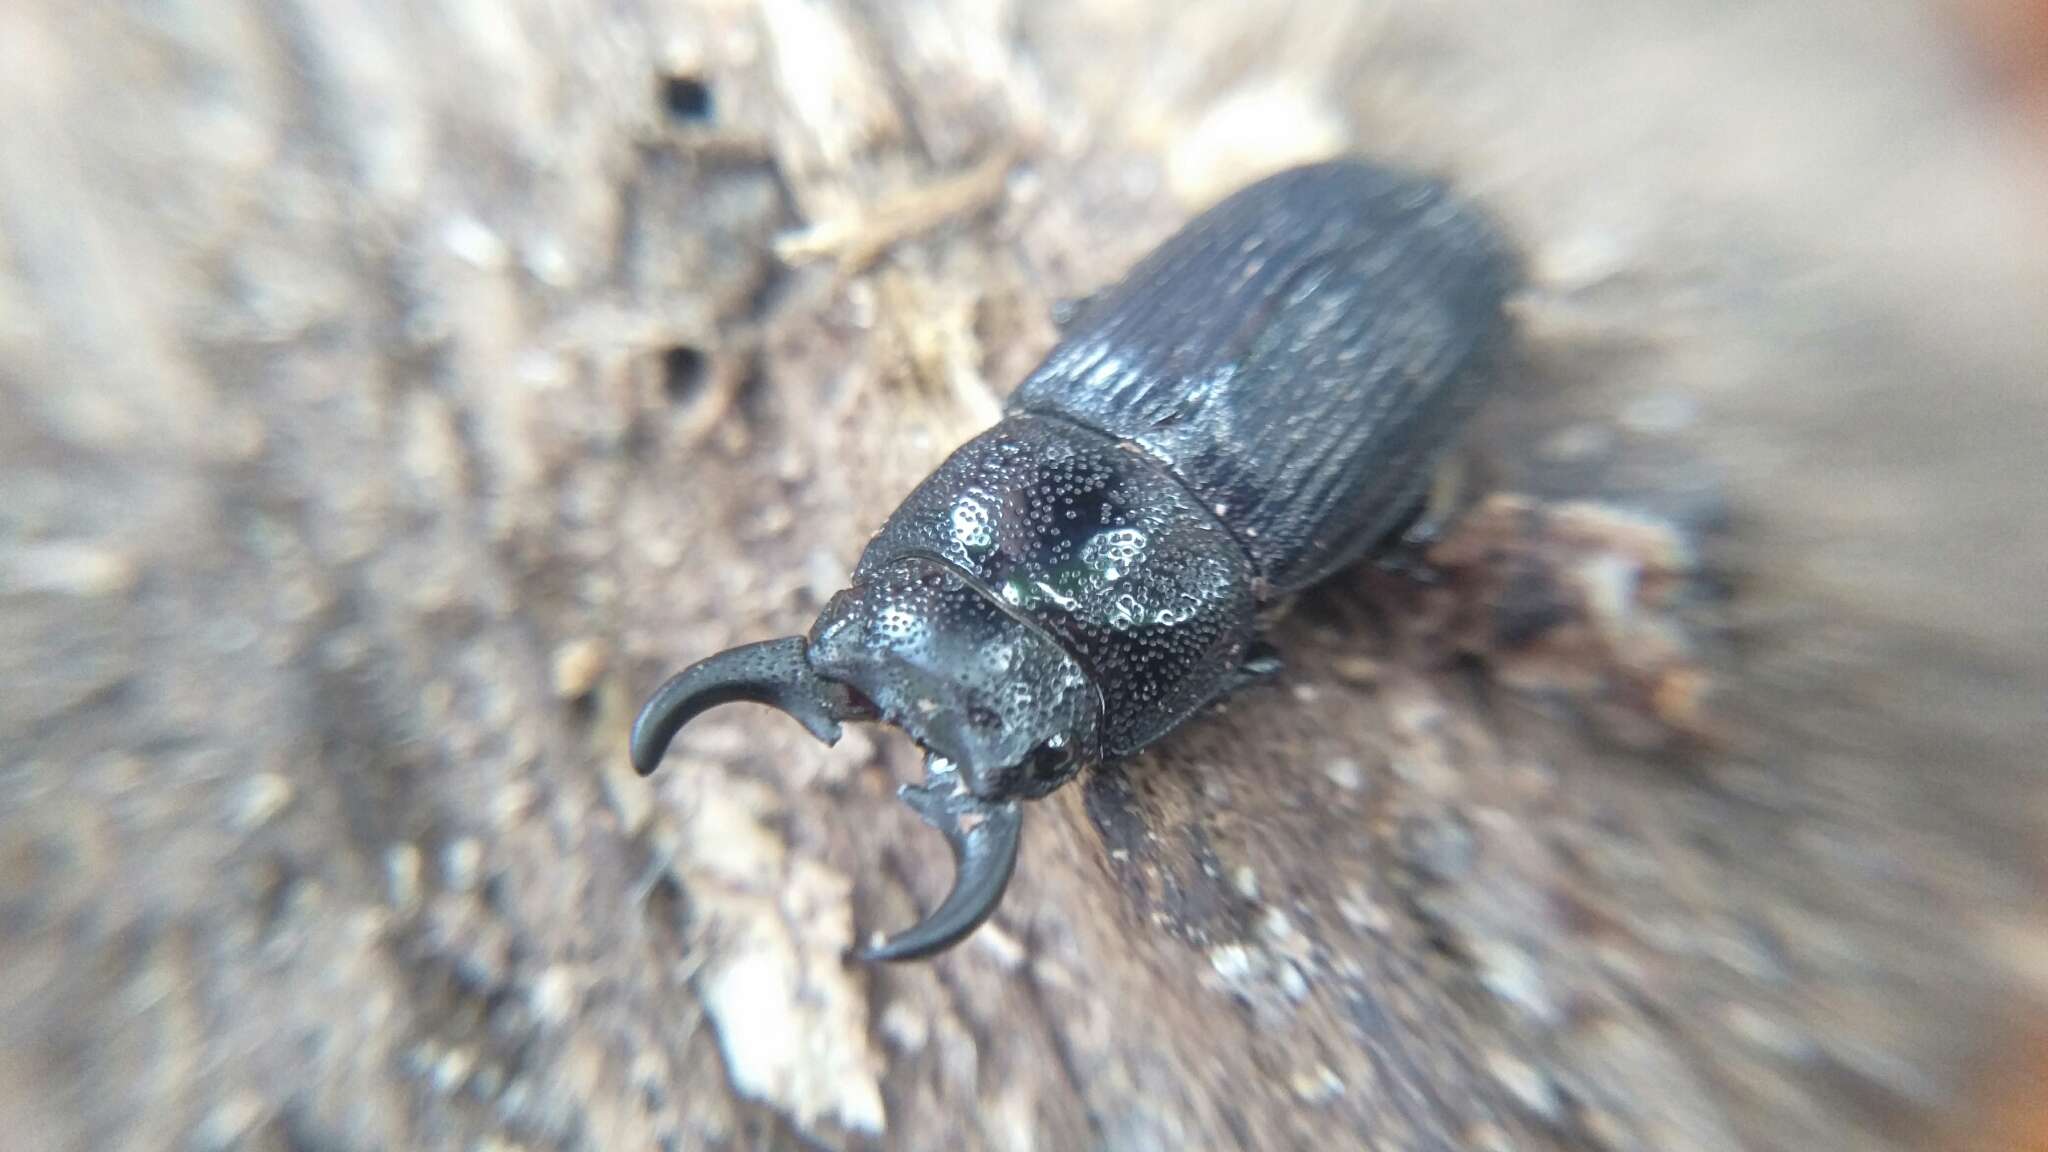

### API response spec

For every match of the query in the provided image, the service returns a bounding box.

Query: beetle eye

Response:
[1027,741,1073,779]
[966,704,1002,730]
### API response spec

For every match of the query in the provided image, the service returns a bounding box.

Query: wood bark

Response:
[3,2,2044,1151]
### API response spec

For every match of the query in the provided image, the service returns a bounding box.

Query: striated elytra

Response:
[631,159,1518,961]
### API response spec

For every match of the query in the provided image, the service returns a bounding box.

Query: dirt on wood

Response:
[3,2,2045,1151]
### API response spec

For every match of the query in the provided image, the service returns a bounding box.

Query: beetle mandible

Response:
[631,159,1518,961]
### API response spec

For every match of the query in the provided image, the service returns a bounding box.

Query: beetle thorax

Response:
[850,414,1259,756]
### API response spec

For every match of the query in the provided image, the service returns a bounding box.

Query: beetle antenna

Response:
[855,759,1023,963]
[630,637,867,776]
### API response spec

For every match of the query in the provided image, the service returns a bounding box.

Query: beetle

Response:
[631,159,1517,961]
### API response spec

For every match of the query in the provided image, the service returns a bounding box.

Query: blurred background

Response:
[3,1,2045,1150]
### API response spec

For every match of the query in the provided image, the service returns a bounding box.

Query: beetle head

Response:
[807,559,1099,801]
[629,557,1099,962]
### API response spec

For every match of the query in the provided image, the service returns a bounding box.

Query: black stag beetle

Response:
[631,159,1517,961]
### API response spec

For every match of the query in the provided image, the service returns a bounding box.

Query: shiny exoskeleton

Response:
[632,159,1517,961]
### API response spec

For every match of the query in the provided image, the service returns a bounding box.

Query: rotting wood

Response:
[2,2,2044,1151]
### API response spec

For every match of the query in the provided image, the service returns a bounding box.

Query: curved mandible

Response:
[630,636,866,776]
[855,762,1023,963]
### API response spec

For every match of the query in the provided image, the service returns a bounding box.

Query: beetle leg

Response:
[630,637,871,776]
[1375,453,1468,584]
[1220,640,1285,693]
[1408,451,1468,548]
[855,755,1022,963]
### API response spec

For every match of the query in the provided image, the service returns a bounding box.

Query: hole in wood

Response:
[662,345,707,403]
[660,74,713,123]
